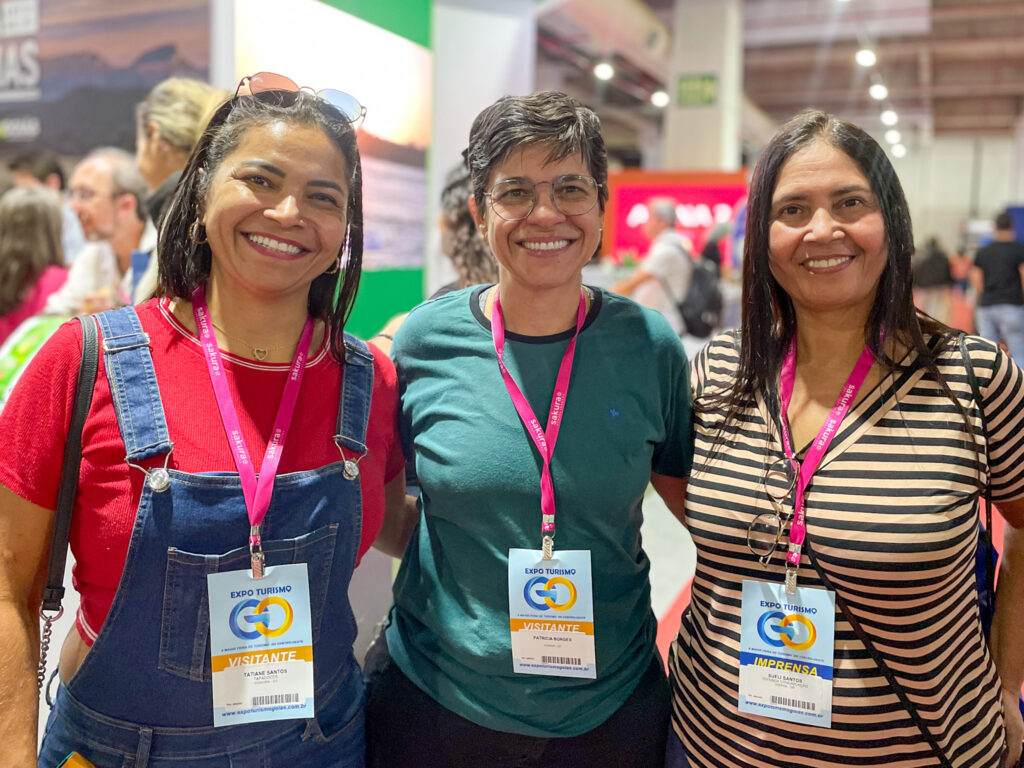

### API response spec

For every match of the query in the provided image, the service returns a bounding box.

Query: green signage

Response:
[676,74,717,107]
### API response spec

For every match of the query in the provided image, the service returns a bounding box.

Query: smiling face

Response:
[201,120,349,306]
[474,144,602,299]
[768,139,888,323]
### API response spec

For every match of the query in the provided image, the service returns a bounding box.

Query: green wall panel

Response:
[314,0,431,48]
[347,268,425,339]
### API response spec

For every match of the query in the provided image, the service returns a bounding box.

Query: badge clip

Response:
[250,525,265,580]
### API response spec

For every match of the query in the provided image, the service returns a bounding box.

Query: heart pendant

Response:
[253,347,269,361]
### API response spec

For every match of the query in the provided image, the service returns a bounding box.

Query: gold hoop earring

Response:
[324,258,341,275]
[188,219,207,245]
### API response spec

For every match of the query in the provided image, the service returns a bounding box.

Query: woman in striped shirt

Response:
[667,109,1024,768]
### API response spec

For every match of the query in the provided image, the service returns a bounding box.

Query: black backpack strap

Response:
[40,315,99,615]
[959,334,995,599]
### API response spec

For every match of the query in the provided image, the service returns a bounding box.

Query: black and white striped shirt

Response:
[669,331,1024,768]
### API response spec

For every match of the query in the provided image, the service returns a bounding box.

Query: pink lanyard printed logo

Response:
[491,289,586,560]
[777,337,874,593]
[192,285,314,579]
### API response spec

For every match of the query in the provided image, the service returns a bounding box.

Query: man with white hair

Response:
[44,147,157,315]
[611,197,693,336]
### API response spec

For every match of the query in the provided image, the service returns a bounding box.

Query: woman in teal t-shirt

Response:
[368,91,692,768]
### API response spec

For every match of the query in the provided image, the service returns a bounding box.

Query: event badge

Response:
[507,548,596,679]
[207,563,315,727]
[738,579,835,727]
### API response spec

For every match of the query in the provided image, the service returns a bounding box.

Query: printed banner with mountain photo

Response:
[0,0,209,154]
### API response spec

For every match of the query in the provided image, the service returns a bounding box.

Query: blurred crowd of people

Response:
[0,78,227,349]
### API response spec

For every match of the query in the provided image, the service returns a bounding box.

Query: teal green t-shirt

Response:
[386,286,692,737]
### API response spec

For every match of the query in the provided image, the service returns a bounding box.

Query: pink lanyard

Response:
[192,285,314,579]
[491,289,586,560]
[777,337,875,593]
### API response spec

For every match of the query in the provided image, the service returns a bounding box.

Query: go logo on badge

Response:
[229,596,294,640]
[523,576,578,612]
[756,610,817,651]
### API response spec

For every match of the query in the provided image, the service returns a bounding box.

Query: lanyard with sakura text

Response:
[192,285,313,580]
[777,337,875,594]
[491,288,586,560]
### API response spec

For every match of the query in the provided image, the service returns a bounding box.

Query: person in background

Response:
[667,108,1024,768]
[972,211,1024,361]
[371,162,497,354]
[8,149,86,263]
[610,197,693,337]
[0,73,405,766]
[367,91,690,768]
[913,235,953,325]
[44,147,156,314]
[134,78,229,300]
[0,186,68,344]
[699,221,729,278]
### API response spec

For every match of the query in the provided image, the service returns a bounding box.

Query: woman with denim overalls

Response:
[0,74,409,768]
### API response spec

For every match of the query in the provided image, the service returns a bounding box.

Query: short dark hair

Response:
[465,91,608,214]
[158,90,363,365]
[995,212,1013,231]
[8,149,65,189]
[711,108,953,420]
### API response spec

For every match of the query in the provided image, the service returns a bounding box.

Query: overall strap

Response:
[95,307,173,462]
[334,333,374,460]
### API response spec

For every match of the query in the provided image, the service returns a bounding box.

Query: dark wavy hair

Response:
[710,109,953,417]
[157,90,363,365]
[439,163,497,288]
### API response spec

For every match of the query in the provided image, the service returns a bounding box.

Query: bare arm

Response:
[989,496,1024,767]
[369,312,409,356]
[373,473,418,558]
[609,267,654,297]
[970,265,985,296]
[0,483,55,766]
[650,472,687,527]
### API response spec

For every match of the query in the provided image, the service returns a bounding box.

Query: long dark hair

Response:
[709,109,953,419]
[158,90,363,365]
[0,186,64,315]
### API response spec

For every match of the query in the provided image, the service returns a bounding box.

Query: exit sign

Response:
[676,74,717,106]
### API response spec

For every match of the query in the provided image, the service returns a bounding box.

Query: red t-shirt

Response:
[0,298,403,645]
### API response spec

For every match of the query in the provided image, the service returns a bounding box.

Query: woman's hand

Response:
[1003,686,1023,768]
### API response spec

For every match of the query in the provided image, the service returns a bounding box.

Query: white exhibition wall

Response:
[894,135,1017,252]
[428,0,536,292]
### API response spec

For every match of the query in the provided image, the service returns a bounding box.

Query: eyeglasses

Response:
[485,175,601,221]
[68,188,116,203]
[235,72,366,124]
[747,456,800,565]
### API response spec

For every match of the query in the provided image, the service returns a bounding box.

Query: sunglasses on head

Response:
[235,72,366,124]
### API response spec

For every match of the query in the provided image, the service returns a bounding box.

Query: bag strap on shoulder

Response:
[40,315,99,615]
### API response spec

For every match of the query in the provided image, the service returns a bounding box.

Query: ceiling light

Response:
[856,49,876,67]
[880,109,898,126]
[892,144,907,158]
[884,129,901,144]
[593,62,614,81]
[869,83,888,100]
[650,90,670,108]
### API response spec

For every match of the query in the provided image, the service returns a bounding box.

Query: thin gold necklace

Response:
[210,321,291,362]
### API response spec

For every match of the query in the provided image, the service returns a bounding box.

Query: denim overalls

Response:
[38,307,373,768]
